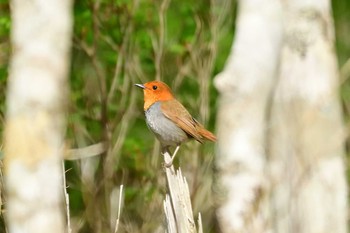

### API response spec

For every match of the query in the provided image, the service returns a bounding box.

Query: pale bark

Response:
[268,1,348,232]
[215,0,347,232]
[4,0,73,232]
[214,0,283,232]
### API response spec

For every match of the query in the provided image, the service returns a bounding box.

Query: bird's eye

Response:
[152,85,157,90]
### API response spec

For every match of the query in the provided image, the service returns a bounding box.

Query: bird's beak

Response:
[134,84,145,89]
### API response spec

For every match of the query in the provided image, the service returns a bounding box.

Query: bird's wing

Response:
[160,100,204,143]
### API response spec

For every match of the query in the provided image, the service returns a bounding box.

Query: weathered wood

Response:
[163,151,197,233]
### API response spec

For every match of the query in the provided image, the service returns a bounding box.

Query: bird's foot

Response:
[163,160,173,168]
[162,145,180,168]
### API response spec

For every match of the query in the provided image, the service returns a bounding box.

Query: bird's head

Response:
[135,80,175,111]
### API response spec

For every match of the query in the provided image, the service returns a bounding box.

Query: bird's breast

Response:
[145,102,188,147]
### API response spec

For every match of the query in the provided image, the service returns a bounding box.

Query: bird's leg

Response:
[161,146,172,168]
[171,145,180,161]
[164,145,180,168]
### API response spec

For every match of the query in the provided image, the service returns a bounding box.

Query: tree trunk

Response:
[4,0,73,232]
[268,1,348,232]
[215,0,347,232]
[214,0,283,232]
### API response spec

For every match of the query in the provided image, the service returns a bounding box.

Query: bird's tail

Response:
[198,127,216,142]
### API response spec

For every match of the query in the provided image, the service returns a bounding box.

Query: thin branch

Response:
[114,184,124,233]
[340,57,350,84]
[154,0,171,81]
[64,142,107,160]
[197,213,203,233]
[108,0,140,103]
[100,34,119,52]
[105,76,137,178]
[62,162,72,233]
[151,140,161,168]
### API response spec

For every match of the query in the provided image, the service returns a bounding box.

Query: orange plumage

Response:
[135,80,216,165]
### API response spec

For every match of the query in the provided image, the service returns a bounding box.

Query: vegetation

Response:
[0,0,349,232]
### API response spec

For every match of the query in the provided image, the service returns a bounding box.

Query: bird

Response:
[135,80,216,166]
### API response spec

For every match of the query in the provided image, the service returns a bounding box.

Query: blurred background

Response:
[0,0,349,232]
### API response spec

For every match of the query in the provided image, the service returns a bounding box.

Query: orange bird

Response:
[135,80,216,166]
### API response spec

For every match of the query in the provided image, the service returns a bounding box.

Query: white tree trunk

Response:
[268,1,347,232]
[214,0,283,232]
[4,0,73,232]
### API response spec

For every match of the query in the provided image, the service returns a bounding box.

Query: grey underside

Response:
[145,102,188,147]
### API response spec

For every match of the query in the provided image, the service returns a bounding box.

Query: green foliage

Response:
[333,0,350,66]
[0,0,350,232]
[0,1,9,128]
[66,0,235,231]
[335,0,350,158]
